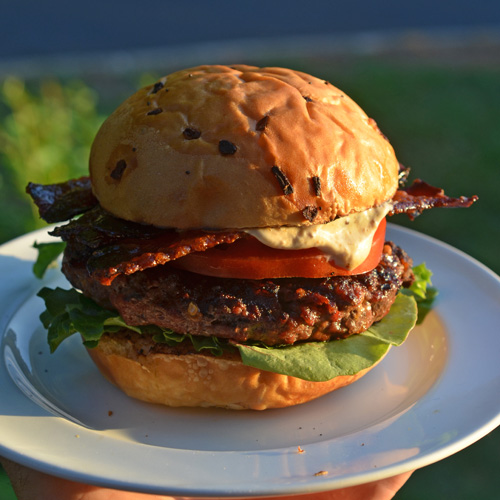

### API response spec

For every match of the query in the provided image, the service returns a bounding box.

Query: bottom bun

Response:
[86,333,387,410]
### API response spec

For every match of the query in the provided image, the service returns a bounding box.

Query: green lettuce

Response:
[235,293,416,381]
[37,286,419,382]
[401,262,438,324]
[32,241,66,279]
[38,286,227,355]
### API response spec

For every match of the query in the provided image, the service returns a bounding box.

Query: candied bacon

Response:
[74,178,476,285]
[390,179,478,220]
[50,207,169,249]
[50,205,249,285]
[27,175,477,286]
[26,176,97,223]
[86,230,248,286]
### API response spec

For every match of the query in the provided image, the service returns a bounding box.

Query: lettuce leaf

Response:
[38,287,117,352]
[37,287,226,355]
[32,241,66,279]
[36,286,418,381]
[401,262,437,324]
[235,293,417,381]
[153,329,226,356]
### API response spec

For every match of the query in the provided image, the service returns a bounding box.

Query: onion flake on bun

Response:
[27,65,476,410]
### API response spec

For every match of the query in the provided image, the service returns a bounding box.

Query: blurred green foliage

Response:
[0,77,104,240]
[0,466,15,500]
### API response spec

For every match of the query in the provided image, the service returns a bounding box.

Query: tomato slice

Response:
[172,218,387,279]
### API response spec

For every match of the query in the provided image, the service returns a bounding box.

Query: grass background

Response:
[0,55,499,498]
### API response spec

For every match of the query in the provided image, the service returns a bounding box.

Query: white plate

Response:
[0,224,499,497]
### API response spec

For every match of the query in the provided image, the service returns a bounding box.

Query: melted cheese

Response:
[244,202,392,270]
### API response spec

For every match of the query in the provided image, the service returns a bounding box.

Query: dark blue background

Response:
[1,0,499,60]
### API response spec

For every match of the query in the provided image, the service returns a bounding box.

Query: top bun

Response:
[90,65,399,229]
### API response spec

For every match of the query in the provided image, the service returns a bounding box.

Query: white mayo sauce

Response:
[244,201,392,270]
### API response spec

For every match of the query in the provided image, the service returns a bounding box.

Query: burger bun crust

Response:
[90,65,399,229]
[86,333,388,410]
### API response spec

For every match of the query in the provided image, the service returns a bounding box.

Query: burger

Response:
[27,65,476,410]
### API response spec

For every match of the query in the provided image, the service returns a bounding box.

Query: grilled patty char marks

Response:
[62,242,414,346]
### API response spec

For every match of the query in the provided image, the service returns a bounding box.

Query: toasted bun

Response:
[85,333,387,410]
[90,65,399,229]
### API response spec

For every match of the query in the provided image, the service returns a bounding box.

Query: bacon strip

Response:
[50,206,169,249]
[29,176,477,285]
[26,176,97,223]
[50,206,247,285]
[86,231,247,286]
[390,179,478,219]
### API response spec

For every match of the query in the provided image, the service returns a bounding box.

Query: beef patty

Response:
[62,242,413,346]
